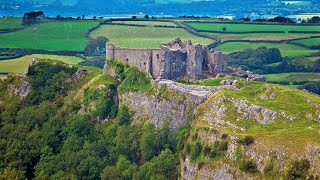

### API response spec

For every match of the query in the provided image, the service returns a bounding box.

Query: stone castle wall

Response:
[105,38,228,80]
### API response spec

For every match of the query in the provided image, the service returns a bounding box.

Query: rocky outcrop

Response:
[228,67,266,82]
[121,80,238,129]
[231,98,278,124]
[73,68,90,79]
[13,80,31,98]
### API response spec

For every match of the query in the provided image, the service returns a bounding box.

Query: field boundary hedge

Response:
[0,48,79,61]
[288,30,320,34]
[183,21,320,26]
[0,28,24,34]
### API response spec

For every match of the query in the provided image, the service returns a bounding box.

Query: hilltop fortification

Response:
[104,38,228,80]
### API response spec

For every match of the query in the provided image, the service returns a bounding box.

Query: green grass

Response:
[215,42,317,57]
[294,38,320,46]
[308,57,320,61]
[0,54,84,74]
[0,17,22,29]
[265,73,320,83]
[176,78,238,86]
[115,21,177,27]
[90,25,213,48]
[195,83,320,153]
[202,32,320,41]
[188,22,320,33]
[0,21,100,51]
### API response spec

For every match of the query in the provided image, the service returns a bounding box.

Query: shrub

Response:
[286,159,310,180]
[263,156,278,175]
[118,105,130,126]
[240,160,258,173]
[190,141,202,160]
[208,141,228,159]
[237,136,254,146]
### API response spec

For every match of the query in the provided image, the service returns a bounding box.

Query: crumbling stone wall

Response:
[105,38,229,80]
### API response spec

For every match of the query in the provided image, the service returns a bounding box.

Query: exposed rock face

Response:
[181,156,234,180]
[14,81,31,97]
[231,98,278,124]
[228,67,266,82]
[105,38,228,80]
[74,68,90,79]
[120,80,238,129]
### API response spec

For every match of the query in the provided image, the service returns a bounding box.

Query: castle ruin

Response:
[104,38,228,80]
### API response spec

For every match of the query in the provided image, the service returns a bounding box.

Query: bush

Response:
[263,156,278,175]
[286,159,310,180]
[190,141,202,160]
[240,160,258,173]
[118,105,130,126]
[237,136,254,146]
[207,141,228,159]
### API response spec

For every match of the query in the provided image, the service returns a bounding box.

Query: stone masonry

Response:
[104,38,228,80]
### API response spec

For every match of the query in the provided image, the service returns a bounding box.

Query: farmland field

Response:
[187,22,320,33]
[0,17,22,29]
[294,38,320,46]
[265,73,320,83]
[90,25,214,48]
[215,42,317,57]
[115,21,177,27]
[0,21,100,51]
[0,54,84,74]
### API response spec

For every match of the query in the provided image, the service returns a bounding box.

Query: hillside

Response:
[1,57,320,179]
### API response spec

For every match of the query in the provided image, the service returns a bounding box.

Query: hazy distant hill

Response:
[1,0,319,18]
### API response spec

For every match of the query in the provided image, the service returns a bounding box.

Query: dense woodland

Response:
[0,61,187,179]
[228,47,320,75]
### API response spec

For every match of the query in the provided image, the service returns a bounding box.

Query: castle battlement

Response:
[105,38,228,80]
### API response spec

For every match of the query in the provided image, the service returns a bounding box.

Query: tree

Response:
[84,36,108,55]
[118,105,130,126]
[308,16,320,23]
[132,16,137,19]
[140,124,157,161]
[93,16,97,20]
[144,14,149,19]
[22,11,45,25]
[222,27,227,32]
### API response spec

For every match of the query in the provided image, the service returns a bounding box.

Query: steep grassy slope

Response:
[181,81,320,179]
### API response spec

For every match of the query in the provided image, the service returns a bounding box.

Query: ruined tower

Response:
[104,38,228,80]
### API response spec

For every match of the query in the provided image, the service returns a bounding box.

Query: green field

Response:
[294,38,320,46]
[91,25,213,48]
[215,42,317,57]
[0,17,22,29]
[265,73,320,82]
[115,21,177,27]
[0,54,84,74]
[0,21,100,51]
[188,22,320,33]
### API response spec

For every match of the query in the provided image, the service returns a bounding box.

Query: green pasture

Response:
[0,54,84,74]
[202,32,320,41]
[294,38,320,46]
[265,73,320,82]
[0,17,22,29]
[90,25,213,48]
[0,20,100,51]
[215,42,317,57]
[114,21,177,27]
[188,22,320,33]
